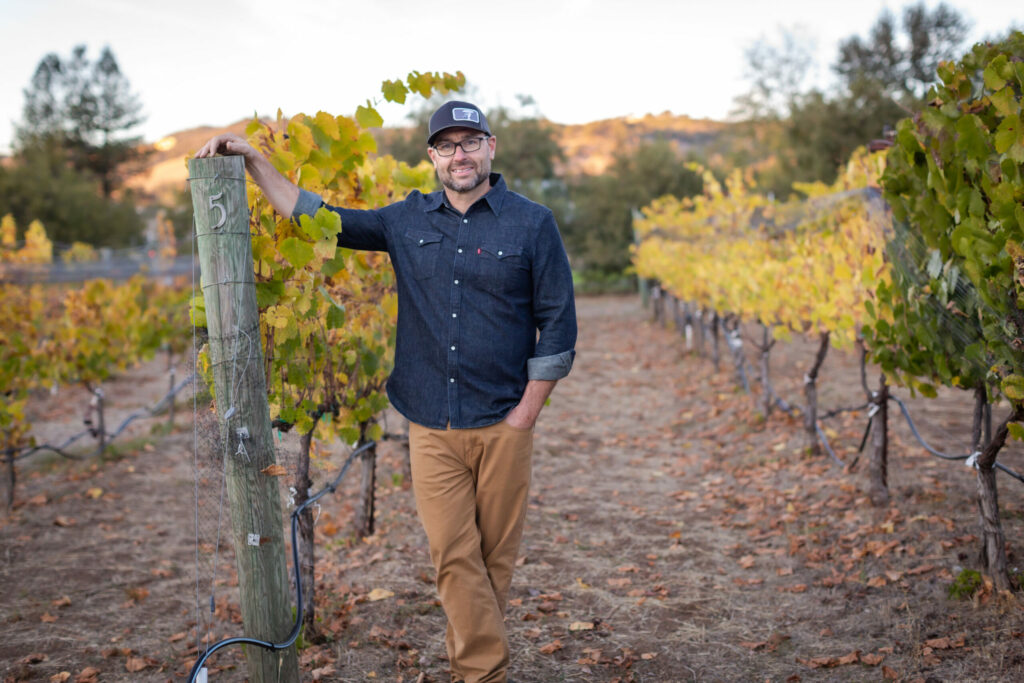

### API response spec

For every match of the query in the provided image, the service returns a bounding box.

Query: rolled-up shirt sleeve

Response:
[291,188,324,220]
[528,210,577,381]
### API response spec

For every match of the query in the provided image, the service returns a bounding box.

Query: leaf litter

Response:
[2,298,1024,681]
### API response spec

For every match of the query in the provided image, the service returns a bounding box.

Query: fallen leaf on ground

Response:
[311,665,337,680]
[49,674,71,683]
[924,636,964,650]
[740,633,790,652]
[569,621,595,631]
[907,564,936,576]
[75,667,100,683]
[53,516,75,527]
[778,584,807,593]
[539,640,564,655]
[125,586,149,602]
[367,588,394,601]
[261,464,287,477]
[797,655,844,669]
[125,656,150,672]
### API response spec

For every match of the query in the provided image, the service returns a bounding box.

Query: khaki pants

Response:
[409,420,534,683]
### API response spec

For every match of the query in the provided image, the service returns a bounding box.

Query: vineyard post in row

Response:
[188,155,299,682]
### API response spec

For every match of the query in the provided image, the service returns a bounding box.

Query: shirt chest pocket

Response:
[474,241,529,293]
[405,229,443,280]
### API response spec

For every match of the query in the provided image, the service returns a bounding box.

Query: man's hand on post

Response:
[193,132,301,217]
[194,133,258,162]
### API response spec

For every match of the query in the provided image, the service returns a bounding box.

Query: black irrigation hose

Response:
[767,387,801,418]
[11,372,196,463]
[766,387,847,468]
[813,422,846,468]
[673,298,1023,483]
[187,439,375,682]
[820,402,870,420]
[888,395,1024,484]
[14,430,91,462]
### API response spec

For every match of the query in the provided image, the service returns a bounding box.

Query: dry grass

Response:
[3,295,1024,682]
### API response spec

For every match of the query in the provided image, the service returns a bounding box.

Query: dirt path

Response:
[3,295,1024,682]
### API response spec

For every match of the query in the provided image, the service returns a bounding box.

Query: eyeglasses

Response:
[432,136,488,157]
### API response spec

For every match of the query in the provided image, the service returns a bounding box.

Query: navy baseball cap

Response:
[427,101,491,145]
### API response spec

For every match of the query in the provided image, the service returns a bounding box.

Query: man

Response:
[196,100,577,683]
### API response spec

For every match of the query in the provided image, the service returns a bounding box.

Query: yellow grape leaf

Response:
[314,238,337,262]
[381,292,398,320]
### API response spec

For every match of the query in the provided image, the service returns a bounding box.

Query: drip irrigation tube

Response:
[888,396,1024,484]
[186,439,376,682]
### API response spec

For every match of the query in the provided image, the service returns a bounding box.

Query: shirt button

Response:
[454,279,459,285]
[451,345,456,351]
[450,378,455,383]
[458,248,463,254]
[463,219,469,224]
[452,313,457,318]
[498,250,503,256]
[419,239,424,244]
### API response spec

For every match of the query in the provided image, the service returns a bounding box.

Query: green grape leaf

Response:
[356,103,383,129]
[955,114,989,158]
[1002,374,1024,401]
[381,79,409,104]
[994,116,1022,154]
[1008,422,1024,441]
[279,237,315,269]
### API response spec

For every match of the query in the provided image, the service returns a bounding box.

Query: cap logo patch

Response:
[452,107,480,123]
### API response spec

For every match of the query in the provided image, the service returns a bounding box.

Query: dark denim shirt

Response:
[292,173,577,429]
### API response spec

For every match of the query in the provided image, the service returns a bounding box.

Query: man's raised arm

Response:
[194,133,300,217]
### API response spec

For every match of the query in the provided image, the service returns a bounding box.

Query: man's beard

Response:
[439,159,489,193]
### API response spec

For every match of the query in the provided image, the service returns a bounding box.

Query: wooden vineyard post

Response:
[188,155,299,682]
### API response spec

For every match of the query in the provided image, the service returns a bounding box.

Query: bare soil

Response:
[3,294,1024,682]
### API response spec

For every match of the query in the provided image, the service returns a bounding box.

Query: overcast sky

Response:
[1,0,1020,153]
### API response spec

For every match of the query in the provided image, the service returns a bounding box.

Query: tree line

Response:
[1,45,147,248]
[1,2,1007,283]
